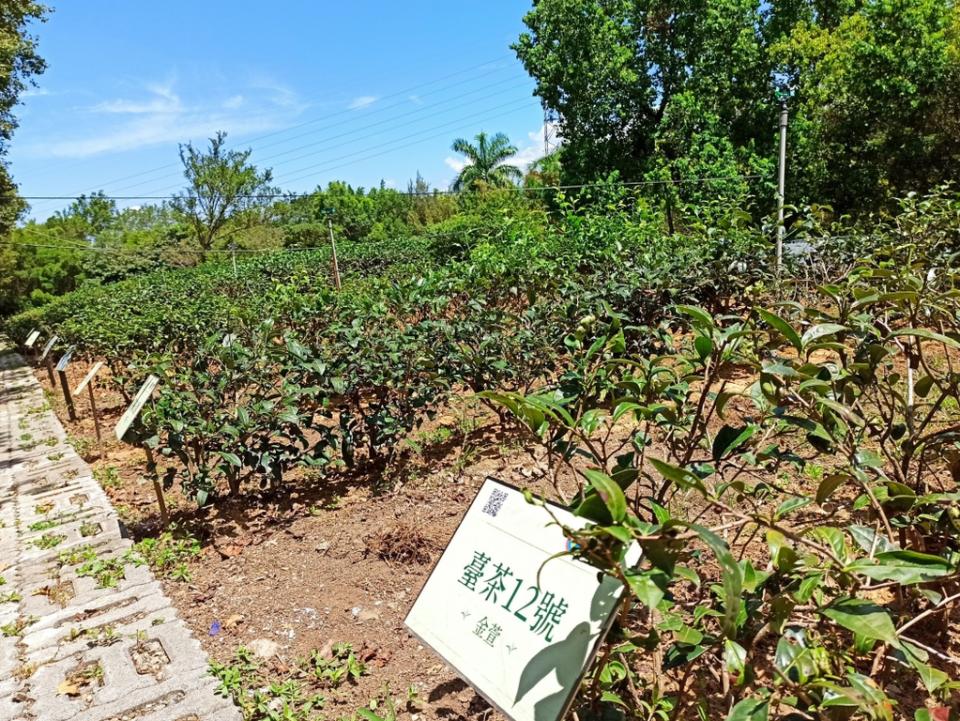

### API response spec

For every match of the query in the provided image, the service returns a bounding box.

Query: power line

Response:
[18,174,768,202]
[26,55,517,203]
[104,78,534,197]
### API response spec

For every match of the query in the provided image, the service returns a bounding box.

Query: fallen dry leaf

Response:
[224,613,244,629]
[57,680,80,696]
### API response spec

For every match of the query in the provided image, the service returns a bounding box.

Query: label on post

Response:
[74,361,104,395]
[55,347,75,372]
[39,335,59,361]
[25,330,40,348]
[115,374,159,440]
[405,478,639,721]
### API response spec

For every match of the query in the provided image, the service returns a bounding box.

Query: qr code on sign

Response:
[481,488,508,517]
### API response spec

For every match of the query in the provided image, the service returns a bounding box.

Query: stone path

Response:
[0,351,240,721]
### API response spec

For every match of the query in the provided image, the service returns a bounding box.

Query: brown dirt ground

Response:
[33,357,568,721]
[30,356,960,721]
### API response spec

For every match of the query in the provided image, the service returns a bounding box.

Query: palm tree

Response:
[450,131,522,191]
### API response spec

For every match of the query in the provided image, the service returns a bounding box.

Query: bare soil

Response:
[32,357,960,721]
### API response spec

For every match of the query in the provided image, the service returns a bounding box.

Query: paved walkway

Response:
[0,351,240,721]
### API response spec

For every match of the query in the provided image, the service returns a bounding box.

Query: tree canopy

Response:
[514,0,960,213]
[450,131,522,191]
[171,131,277,256]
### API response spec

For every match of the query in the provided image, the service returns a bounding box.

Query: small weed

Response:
[93,465,121,489]
[19,432,32,442]
[35,502,53,515]
[79,522,100,537]
[211,646,326,721]
[1,616,37,637]
[307,643,367,688]
[29,518,59,532]
[133,530,201,582]
[69,434,94,458]
[46,452,64,461]
[33,532,66,550]
[0,591,22,604]
[58,545,126,589]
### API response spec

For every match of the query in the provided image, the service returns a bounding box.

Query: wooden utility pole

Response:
[327,214,342,290]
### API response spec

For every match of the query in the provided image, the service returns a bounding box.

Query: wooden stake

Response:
[142,443,169,528]
[328,217,342,290]
[87,380,103,459]
[57,370,77,422]
[44,355,56,387]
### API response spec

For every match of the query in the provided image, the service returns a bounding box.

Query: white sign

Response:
[39,335,59,361]
[74,361,104,396]
[115,374,159,440]
[55,347,75,372]
[24,330,40,348]
[405,478,638,721]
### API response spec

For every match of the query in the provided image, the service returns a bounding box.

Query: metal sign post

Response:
[55,347,77,422]
[39,335,59,386]
[75,361,105,458]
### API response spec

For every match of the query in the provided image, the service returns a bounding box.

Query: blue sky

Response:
[11,1,548,220]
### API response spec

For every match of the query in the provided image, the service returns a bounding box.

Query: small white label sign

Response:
[39,335,59,361]
[55,347,75,372]
[74,361,104,396]
[115,374,159,440]
[24,330,40,348]
[405,478,636,721]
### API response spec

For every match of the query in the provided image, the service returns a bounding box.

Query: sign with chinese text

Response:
[39,335,59,361]
[115,374,159,440]
[55,346,75,372]
[74,361,104,396]
[24,330,40,348]
[405,478,638,721]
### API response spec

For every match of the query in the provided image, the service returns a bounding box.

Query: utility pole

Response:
[776,94,789,271]
[324,209,341,290]
[229,242,238,278]
[541,99,557,157]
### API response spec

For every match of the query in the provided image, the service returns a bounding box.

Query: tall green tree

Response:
[513,0,785,202]
[0,1,48,235]
[773,0,960,210]
[171,131,276,257]
[450,131,522,191]
[514,0,960,213]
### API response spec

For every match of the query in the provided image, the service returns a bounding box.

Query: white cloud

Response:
[444,156,467,173]
[408,94,422,105]
[22,87,50,98]
[348,95,377,110]
[511,121,562,170]
[90,81,182,114]
[24,78,305,159]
